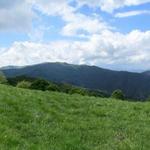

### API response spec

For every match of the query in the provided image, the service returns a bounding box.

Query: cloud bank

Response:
[0,0,150,71]
[1,30,150,71]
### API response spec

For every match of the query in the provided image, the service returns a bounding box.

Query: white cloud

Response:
[0,41,86,67]
[0,30,150,71]
[0,0,150,72]
[61,13,111,36]
[115,10,150,18]
[0,0,149,33]
[31,0,73,16]
[31,0,111,37]
[77,0,150,13]
[0,0,35,32]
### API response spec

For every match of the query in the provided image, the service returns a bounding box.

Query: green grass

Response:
[0,84,150,150]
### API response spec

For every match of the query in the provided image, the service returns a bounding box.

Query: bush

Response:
[59,83,73,93]
[87,89,109,98]
[111,89,125,100]
[47,83,60,92]
[8,75,36,86]
[30,79,50,91]
[69,87,88,96]
[146,96,150,101]
[0,71,7,84]
[17,81,31,89]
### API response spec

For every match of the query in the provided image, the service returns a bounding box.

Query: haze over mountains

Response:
[1,62,150,100]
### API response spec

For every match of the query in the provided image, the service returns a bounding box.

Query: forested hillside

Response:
[2,62,150,100]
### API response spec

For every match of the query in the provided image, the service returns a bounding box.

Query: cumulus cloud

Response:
[31,0,111,37]
[0,30,150,71]
[30,0,74,18]
[61,13,111,36]
[0,0,35,32]
[0,0,150,71]
[0,41,83,66]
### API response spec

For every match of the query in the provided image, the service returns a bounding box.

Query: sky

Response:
[0,0,150,72]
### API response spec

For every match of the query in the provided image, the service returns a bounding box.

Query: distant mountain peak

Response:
[142,71,150,76]
[0,65,24,70]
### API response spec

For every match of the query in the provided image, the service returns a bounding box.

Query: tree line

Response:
[0,71,125,100]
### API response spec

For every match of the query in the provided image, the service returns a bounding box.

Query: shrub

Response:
[47,83,60,92]
[17,81,31,89]
[87,89,109,98]
[111,89,125,100]
[30,79,49,91]
[69,87,88,96]
[59,83,73,93]
[0,71,7,84]
[8,75,36,86]
[146,96,150,101]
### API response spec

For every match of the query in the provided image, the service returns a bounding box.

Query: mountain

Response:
[142,71,150,76]
[1,62,150,100]
[0,65,24,70]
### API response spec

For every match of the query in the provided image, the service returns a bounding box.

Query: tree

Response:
[0,71,7,84]
[47,83,60,92]
[111,89,125,100]
[30,79,49,91]
[17,81,31,89]
[87,89,109,98]
[59,83,73,93]
[69,87,88,96]
[8,75,36,86]
[146,95,150,101]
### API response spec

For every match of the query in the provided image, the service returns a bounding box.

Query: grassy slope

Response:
[0,85,150,150]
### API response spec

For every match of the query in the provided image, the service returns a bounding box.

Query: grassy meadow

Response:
[0,84,150,149]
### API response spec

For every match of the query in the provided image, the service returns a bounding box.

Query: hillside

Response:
[1,62,150,100]
[142,71,150,76]
[0,84,150,149]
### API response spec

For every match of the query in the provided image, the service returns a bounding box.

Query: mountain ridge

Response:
[1,62,150,100]
[0,62,144,73]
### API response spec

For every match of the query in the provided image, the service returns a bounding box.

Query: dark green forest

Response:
[2,62,150,100]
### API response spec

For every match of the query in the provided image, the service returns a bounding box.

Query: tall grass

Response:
[0,84,150,149]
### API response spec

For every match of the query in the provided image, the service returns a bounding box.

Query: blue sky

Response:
[0,0,150,72]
